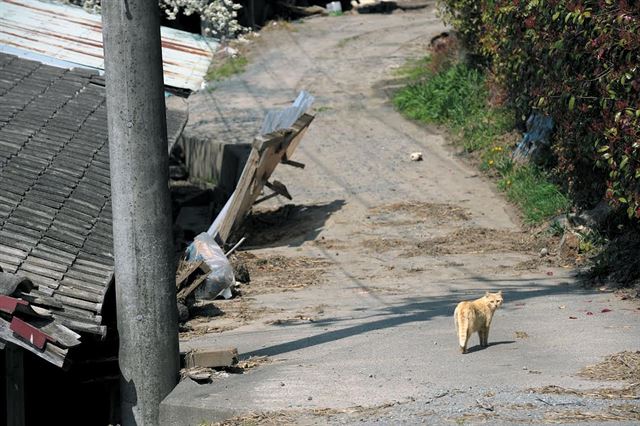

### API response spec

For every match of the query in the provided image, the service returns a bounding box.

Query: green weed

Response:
[498,166,570,224]
[394,59,569,224]
[205,55,248,82]
[393,56,432,80]
[394,63,486,129]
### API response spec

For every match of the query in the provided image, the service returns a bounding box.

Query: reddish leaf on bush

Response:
[439,0,640,214]
[601,308,612,313]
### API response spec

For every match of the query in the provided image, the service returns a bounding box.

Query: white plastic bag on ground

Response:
[185,232,235,299]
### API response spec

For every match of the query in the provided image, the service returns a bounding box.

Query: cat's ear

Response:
[497,290,502,295]
[485,291,490,297]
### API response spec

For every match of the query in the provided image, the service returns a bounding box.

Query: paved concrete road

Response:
[162,6,640,425]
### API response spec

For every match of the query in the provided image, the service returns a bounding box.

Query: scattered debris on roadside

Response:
[527,351,640,421]
[233,253,331,294]
[533,384,640,401]
[409,151,423,161]
[578,351,640,383]
[237,356,272,370]
[211,400,407,426]
[178,347,238,383]
[177,345,275,384]
[542,404,640,424]
[208,92,315,245]
[368,202,471,225]
[171,92,317,329]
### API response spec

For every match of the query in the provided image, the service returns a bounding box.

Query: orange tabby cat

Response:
[454,291,503,354]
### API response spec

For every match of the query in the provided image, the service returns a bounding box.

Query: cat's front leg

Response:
[479,328,489,347]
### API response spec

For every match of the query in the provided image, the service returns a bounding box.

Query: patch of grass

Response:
[498,166,570,224]
[394,58,569,224]
[394,63,487,128]
[393,56,432,80]
[205,55,248,82]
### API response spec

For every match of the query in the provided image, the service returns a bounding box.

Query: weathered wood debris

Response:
[174,100,315,319]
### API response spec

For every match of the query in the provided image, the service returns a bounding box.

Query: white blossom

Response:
[71,0,246,39]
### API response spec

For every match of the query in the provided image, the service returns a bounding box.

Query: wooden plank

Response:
[176,273,208,302]
[175,259,204,289]
[281,159,305,169]
[214,114,314,243]
[216,147,260,243]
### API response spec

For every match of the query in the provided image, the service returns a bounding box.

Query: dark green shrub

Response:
[440,0,640,218]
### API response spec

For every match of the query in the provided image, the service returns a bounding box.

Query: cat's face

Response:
[484,291,503,309]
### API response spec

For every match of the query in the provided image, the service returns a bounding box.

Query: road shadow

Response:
[465,340,516,354]
[238,200,345,249]
[242,278,596,358]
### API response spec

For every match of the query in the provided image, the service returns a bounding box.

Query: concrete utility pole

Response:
[102,2,179,425]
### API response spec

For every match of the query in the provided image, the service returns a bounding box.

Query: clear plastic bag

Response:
[185,232,235,299]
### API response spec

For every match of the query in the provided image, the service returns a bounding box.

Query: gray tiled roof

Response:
[0,52,185,338]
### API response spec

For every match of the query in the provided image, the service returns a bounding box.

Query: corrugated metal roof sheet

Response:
[0,0,218,91]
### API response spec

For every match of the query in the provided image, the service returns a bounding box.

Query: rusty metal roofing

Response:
[0,0,218,91]
[0,52,187,350]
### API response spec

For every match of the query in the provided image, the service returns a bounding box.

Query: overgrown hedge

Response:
[439,0,640,218]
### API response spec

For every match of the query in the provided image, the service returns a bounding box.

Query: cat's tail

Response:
[454,303,468,348]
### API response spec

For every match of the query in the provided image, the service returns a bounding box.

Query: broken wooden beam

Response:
[213,113,315,243]
[265,180,292,200]
[281,159,305,169]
